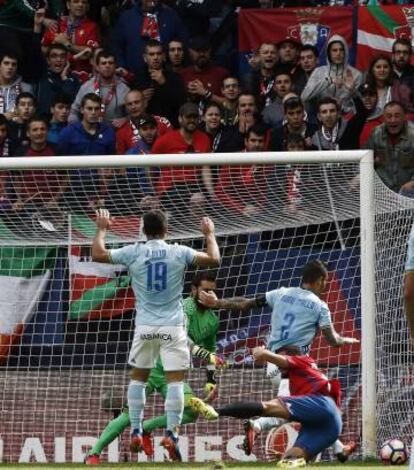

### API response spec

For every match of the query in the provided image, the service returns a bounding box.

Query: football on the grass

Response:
[380,439,409,465]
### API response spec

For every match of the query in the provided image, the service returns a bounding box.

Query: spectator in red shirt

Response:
[42,0,101,74]
[215,123,268,216]
[13,116,65,208]
[116,89,171,155]
[152,102,211,219]
[179,35,229,105]
[358,83,383,147]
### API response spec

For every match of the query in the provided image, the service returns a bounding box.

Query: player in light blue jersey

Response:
[92,209,220,461]
[200,259,358,462]
[404,222,414,470]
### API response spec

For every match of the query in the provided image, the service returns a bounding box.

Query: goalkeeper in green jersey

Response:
[85,271,224,465]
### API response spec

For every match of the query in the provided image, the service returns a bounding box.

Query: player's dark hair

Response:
[47,43,68,57]
[317,96,339,112]
[16,92,36,108]
[283,96,304,112]
[145,39,163,52]
[96,49,116,64]
[27,116,49,130]
[191,271,217,287]
[300,44,319,58]
[51,93,72,109]
[245,123,267,139]
[81,93,101,108]
[277,344,302,356]
[0,51,18,64]
[301,259,328,284]
[392,38,413,54]
[143,210,168,237]
[286,133,306,149]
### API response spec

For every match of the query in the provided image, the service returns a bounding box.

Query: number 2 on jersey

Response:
[146,261,167,292]
[281,312,295,340]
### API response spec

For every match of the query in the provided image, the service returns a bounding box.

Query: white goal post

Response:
[0,150,378,462]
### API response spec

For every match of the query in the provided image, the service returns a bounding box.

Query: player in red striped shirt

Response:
[200,345,342,468]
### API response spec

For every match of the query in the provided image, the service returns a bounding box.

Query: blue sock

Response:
[165,381,184,435]
[128,380,146,433]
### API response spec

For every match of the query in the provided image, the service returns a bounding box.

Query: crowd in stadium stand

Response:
[1,0,414,221]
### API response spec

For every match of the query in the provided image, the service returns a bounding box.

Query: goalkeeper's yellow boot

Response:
[188,396,218,420]
[276,457,307,468]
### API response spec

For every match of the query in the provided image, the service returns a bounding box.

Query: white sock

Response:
[253,416,284,433]
[127,380,146,432]
[332,440,344,454]
[165,381,184,434]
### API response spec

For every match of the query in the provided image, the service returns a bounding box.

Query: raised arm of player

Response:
[193,217,221,267]
[321,324,359,347]
[252,346,290,369]
[199,290,266,312]
[92,209,112,263]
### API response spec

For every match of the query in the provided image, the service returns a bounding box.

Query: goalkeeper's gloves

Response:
[204,382,218,402]
[191,345,227,368]
[209,353,227,369]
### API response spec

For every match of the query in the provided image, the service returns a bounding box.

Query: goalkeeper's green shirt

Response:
[148,296,219,386]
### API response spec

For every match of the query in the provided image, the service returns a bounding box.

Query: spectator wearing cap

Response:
[269,96,318,151]
[358,83,382,147]
[365,54,414,115]
[133,39,186,127]
[293,45,319,95]
[41,0,101,75]
[262,72,294,127]
[302,34,362,114]
[276,38,300,75]
[116,89,172,155]
[179,35,230,105]
[127,114,158,155]
[242,42,278,109]
[125,114,159,197]
[311,95,368,151]
[151,101,212,219]
[111,0,188,77]
[364,101,414,195]
[69,50,130,126]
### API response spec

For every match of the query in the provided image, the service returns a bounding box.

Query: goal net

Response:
[0,151,411,464]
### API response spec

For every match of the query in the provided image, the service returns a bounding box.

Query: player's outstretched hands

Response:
[95,209,112,230]
[252,346,268,365]
[200,216,215,236]
[210,353,227,369]
[199,290,219,308]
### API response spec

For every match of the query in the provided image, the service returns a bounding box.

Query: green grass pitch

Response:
[0,462,401,469]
